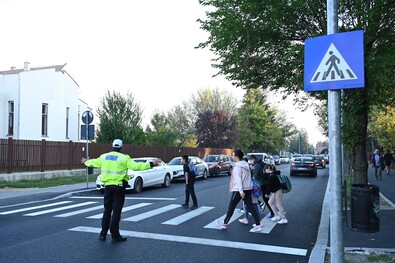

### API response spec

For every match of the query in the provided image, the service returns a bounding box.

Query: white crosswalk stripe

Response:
[204,209,242,229]
[54,205,103,217]
[23,201,97,216]
[162,206,214,225]
[0,201,73,215]
[86,203,153,219]
[123,204,180,222]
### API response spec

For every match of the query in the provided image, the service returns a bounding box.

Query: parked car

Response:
[312,155,326,168]
[290,157,317,177]
[203,155,232,176]
[279,155,290,164]
[167,156,209,181]
[272,155,281,165]
[96,157,173,193]
[229,156,236,169]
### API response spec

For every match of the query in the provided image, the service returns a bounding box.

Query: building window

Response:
[42,103,48,136]
[8,101,14,136]
[66,107,69,139]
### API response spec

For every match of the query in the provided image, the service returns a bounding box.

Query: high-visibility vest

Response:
[85,151,151,185]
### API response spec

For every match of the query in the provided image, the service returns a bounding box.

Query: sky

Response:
[0,0,326,146]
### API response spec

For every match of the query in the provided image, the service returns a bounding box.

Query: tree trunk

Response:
[349,88,369,185]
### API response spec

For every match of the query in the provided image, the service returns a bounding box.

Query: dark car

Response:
[203,155,232,176]
[290,157,317,177]
[312,156,326,168]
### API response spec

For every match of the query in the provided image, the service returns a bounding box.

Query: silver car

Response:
[167,156,209,181]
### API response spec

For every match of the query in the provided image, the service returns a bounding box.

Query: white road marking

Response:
[0,201,73,215]
[54,205,103,217]
[86,203,153,219]
[203,209,242,229]
[23,202,97,216]
[68,226,308,256]
[70,196,177,201]
[162,206,214,225]
[249,214,278,234]
[123,204,180,222]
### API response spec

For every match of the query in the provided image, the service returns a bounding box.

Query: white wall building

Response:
[0,62,90,141]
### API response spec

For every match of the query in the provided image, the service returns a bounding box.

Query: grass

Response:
[0,174,97,189]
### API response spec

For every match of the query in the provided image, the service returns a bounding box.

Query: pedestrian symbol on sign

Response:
[310,43,357,83]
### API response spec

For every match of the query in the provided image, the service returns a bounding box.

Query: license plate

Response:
[297,167,307,170]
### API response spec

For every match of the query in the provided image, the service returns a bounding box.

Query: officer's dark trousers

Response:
[185,177,198,206]
[101,185,125,238]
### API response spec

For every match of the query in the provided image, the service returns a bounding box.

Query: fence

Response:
[0,138,233,174]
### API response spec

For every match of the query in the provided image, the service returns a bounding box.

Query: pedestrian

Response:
[383,150,394,175]
[81,139,160,242]
[238,192,261,225]
[249,155,275,218]
[370,149,384,180]
[181,155,198,209]
[217,149,262,232]
[265,164,288,224]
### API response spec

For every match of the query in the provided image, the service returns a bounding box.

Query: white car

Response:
[96,157,173,193]
[279,156,290,164]
[167,156,209,181]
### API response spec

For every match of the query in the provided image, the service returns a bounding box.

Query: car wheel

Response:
[228,167,232,176]
[216,167,220,176]
[133,177,143,193]
[202,169,208,179]
[162,174,171,188]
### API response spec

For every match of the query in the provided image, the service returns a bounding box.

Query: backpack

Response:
[188,163,198,177]
[277,174,292,193]
[252,178,262,197]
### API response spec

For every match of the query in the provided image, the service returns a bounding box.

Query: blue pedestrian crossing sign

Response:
[304,30,364,92]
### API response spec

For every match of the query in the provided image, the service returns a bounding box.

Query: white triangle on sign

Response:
[310,43,358,83]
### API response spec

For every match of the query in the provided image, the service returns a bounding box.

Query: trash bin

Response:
[87,167,94,175]
[350,184,380,232]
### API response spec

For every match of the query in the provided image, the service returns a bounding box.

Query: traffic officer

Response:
[81,139,160,242]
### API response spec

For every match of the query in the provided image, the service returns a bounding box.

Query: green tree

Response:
[198,0,395,184]
[96,91,145,145]
[368,106,395,151]
[289,130,310,154]
[145,112,179,146]
[166,105,198,147]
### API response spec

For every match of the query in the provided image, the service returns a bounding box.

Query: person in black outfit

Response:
[249,155,275,218]
[181,155,198,209]
[383,150,394,175]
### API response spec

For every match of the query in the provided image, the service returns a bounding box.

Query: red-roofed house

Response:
[0,62,90,141]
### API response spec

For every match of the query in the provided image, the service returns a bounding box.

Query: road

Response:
[0,165,329,263]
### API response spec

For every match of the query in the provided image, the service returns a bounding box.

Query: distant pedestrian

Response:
[265,164,288,224]
[383,150,394,175]
[249,155,275,218]
[217,149,262,232]
[181,155,198,209]
[371,149,384,180]
[81,139,160,242]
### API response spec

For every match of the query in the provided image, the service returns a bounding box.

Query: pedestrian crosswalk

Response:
[0,198,279,233]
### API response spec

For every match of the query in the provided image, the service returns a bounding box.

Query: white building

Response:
[0,62,90,141]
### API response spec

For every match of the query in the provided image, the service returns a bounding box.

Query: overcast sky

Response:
[0,0,326,145]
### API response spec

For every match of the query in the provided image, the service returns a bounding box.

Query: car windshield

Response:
[294,157,313,162]
[133,159,149,163]
[204,156,219,162]
[168,158,182,165]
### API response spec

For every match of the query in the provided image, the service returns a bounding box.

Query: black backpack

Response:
[256,161,269,185]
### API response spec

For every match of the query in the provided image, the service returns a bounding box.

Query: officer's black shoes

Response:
[190,205,198,210]
[112,236,127,242]
[181,203,188,208]
[99,235,106,241]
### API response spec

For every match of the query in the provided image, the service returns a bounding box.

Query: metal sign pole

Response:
[86,116,89,189]
[327,0,344,262]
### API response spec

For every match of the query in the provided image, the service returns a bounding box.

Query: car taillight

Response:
[291,162,296,166]
[310,163,315,167]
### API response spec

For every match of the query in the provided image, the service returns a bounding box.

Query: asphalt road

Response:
[0,165,329,263]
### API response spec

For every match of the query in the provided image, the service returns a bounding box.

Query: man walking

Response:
[181,155,198,209]
[371,149,384,180]
[82,139,159,242]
